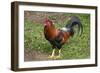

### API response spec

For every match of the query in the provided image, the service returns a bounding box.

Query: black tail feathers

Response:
[66,16,83,36]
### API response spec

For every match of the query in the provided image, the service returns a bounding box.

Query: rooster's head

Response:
[44,18,53,26]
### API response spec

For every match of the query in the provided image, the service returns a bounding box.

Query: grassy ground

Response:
[24,12,90,61]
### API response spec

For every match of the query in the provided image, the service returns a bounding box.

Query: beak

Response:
[44,23,47,26]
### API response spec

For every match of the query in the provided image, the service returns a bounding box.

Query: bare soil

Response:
[24,49,51,61]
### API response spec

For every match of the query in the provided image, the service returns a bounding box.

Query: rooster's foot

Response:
[48,55,55,59]
[54,55,61,59]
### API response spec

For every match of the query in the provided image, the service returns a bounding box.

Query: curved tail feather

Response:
[66,16,83,36]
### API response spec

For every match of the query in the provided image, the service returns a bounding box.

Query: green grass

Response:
[24,13,90,60]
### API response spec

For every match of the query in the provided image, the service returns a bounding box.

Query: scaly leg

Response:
[48,49,55,59]
[55,49,61,59]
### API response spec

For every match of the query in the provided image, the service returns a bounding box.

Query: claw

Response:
[54,55,61,59]
[48,55,55,59]
[56,56,61,58]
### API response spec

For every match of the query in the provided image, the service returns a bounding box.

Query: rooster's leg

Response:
[48,49,55,59]
[55,49,61,59]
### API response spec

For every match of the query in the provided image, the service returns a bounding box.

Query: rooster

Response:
[43,16,83,59]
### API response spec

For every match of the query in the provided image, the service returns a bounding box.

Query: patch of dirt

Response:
[24,49,51,61]
[24,11,70,24]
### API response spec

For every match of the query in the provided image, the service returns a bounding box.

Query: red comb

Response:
[44,17,53,26]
